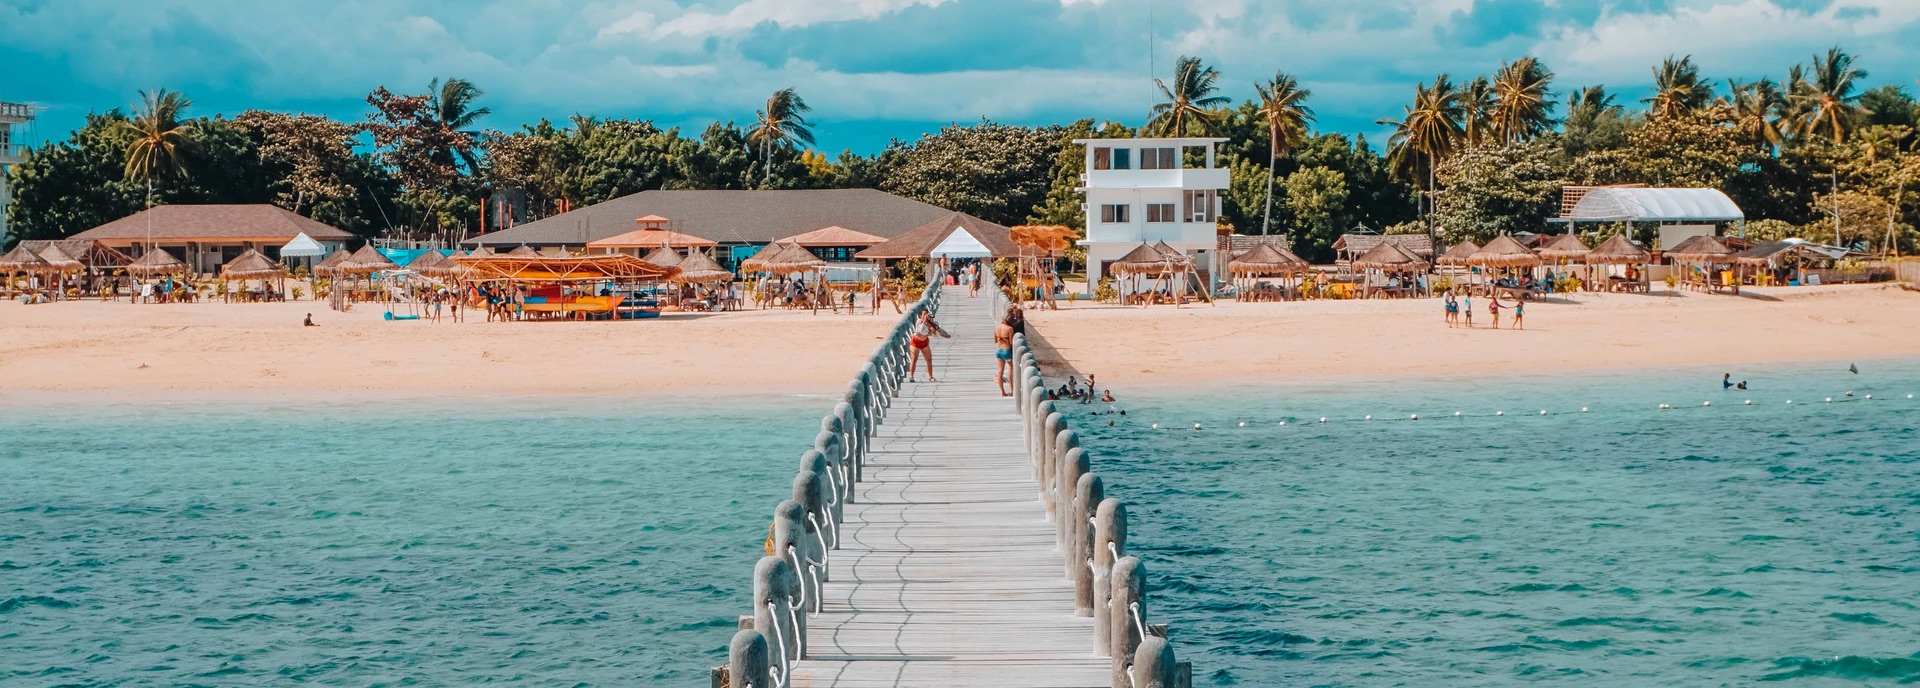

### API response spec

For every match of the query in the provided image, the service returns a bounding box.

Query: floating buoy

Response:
[1496,411,1505,416]
[1319,417,1327,424]
[1238,421,1246,427]
[1659,404,1669,410]
[1455,411,1462,417]
[1846,391,1854,397]
[1703,401,1711,407]
[1410,414,1419,420]
[1193,423,1202,431]
[1745,400,1752,405]
[1278,421,1287,426]
[1151,423,1159,429]
[1365,415,1373,421]
[1825,397,1833,403]
[1786,400,1793,404]
[1865,394,1872,400]
[1539,410,1547,416]
[1581,407,1589,413]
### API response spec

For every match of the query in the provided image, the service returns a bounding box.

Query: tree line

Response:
[6,49,1918,262]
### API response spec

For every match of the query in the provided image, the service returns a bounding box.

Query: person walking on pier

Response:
[994,312,1016,396]
[909,310,944,382]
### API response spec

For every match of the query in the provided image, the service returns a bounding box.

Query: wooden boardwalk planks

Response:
[790,289,1109,688]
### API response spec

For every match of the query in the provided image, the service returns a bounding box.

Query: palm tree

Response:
[1790,47,1867,144]
[1646,55,1715,118]
[1566,85,1619,119]
[1379,75,1464,235]
[1492,56,1555,144]
[1460,76,1497,146]
[746,88,816,183]
[122,88,195,249]
[1722,78,1787,151]
[426,77,490,173]
[1253,72,1315,236]
[1148,56,1230,136]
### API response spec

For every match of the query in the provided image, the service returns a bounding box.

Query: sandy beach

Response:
[1026,284,1920,388]
[0,299,898,403]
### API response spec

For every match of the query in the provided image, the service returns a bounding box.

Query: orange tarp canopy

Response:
[587,227,718,249]
[451,254,676,282]
[1011,225,1078,253]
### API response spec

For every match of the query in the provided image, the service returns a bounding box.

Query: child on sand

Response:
[1489,296,1502,329]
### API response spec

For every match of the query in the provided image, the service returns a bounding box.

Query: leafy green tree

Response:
[1646,55,1715,118]
[1282,166,1349,262]
[234,110,362,214]
[1859,85,1919,129]
[1148,56,1229,136]
[6,113,144,242]
[747,88,815,185]
[673,122,754,191]
[1788,47,1866,144]
[1722,78,1788,151]
[567,119,681,204]
[1432,138,1565,244]
[1572,109,1751,189]
[1252,72,1314,236]
[1492,56,1555,143]
[483,118,576,216]
[364,84,479,235]
[1562,85,1633,158]
[878,121,1060,226]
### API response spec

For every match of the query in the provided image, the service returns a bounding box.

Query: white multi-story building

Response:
[0,101,34,243]
[1074,136,1230,290]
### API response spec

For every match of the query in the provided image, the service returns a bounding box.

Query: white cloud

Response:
[649,0,951,39]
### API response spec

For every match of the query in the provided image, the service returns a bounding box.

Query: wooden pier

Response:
[720,278,1187,688]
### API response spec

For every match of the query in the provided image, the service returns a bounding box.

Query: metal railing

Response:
[1009,314,1195,688]
[716,281,942,688]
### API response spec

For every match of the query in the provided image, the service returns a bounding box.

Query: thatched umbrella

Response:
[124,248,189,277]
[312,248,352,277]
[407,250,449,273]
[466,246,494,258]
[1435,241,1480,267]
[641,245,684,270]
[1537,233,1592,263]
[672,250,734,284]
[738,242,788,273]
[1350,241,1430,298]
[1666,234,1739,293]
[1466,235,1542,269]
[0,245,52,298]
[757,242,827,275]
[1586,233,1650,265]
[220,249,289,280]
[35,244,86,275]
[1228,244,1308,275]
[340,245,397,275]
[506,245,538,257]
[1109,242,1173,277]
[539,247,573,259]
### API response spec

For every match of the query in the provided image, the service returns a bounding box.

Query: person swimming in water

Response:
[1723,373,1734,389]
[1102,390,1115,403]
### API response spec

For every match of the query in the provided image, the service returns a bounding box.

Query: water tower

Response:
[0,100,35,242]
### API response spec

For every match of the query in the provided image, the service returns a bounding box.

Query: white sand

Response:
[1025,284,1920,388]
[0,299,901,403]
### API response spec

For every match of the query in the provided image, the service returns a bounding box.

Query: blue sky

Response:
[3,0,1918,155]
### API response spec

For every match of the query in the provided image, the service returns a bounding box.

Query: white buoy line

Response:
[1100,390,1915,431]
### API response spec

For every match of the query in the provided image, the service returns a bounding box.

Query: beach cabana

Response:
[124,247,190,277]
[218,249,290,301]
[1109,242,1183,307]
[312,248,352,278]
[1666,235,1740,294]
[1537,234,1591,263]
[451,254,675,321]
[779,225,886,264]
[672,250,734,284]
[1227,243,1310,301]
[507,246,539,257]
[586,227,718,256]
[1436,241,1480,268]
[1732,238,1852,287]
[641,246,684,270]
[0,245,54,300]
[1585,233,1652,292]
[1467,236,1542,269]
[339,245,398,275]
[1350,241,1430,298]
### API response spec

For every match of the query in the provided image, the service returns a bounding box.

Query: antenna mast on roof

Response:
[1147,0,1155,121]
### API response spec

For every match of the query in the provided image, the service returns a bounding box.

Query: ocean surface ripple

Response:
[1081,363,1920,686]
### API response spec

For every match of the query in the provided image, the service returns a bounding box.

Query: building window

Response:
[1183,190,1217,223]
[1112,148,1132,170]
[1146,203,1176,223]
[1100,204,1131,223]
[1140,147,1176,170]
[1093,147,1111,170]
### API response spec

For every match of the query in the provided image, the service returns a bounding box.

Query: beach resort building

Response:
[68,204,355,274]
[0,100,35,243]
[465,189,954,270]
[1073,137,1231,290]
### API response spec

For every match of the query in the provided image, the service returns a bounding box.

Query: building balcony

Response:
[1085,221,1217,246]
[0,145,24,165]
[1079,167,1230,191]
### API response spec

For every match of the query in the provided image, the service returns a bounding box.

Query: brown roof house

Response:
[855,212,1019,260]
[70,204,354,274]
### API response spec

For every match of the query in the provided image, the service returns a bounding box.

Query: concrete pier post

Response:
[801,451,837,550]
[1072,472,1105,613]
[1132,635,1175,688]
[1092,498,1127,654]
[1057,446,1087,552]
[729,629,773,688]
[1052,431,1080,531]
[772,501,811,618]
[1041,411,1064,515]
[792,470,828,592]
[753,556,801,665]
[1110,555,1145,688]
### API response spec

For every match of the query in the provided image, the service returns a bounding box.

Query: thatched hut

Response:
[754,242,827,275]
[1666,235,1741,293]
[220,249,290,280]
[1350,241,1430,298]
[406,250,449,273]
[641,245,684,270]
[506,245,538,257]
[672,250,734,284]
[125,248,190,277]
[1586,234,1650,265]
[1435,241,1480,267]
[339,245,397,275]
[1467,235,1542,269]
[1228,243,1310,301]
[312,248,352,277]
[1537,234,1591,263]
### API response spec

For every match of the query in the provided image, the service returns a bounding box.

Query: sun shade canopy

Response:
[1567,188,1744,222]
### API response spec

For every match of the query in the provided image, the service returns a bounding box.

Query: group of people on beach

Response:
[1443,290,1524,330]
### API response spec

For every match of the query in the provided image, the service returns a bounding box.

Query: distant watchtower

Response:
[0,100,36,242]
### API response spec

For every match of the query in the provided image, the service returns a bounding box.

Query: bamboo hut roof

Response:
[1537,233,1592,262]
[1109,243,1177,276]
[1586,233,1650,265]
[1228,243,1308,275]
[466,246,494,258]
[407,250,463,277]
[313,248,352,276]
[506,245,539,256]
[540,247,574,259]
[34,244,87,274]
[1665,235,1736,263]
[0,245,52,272]
[1435,241,1480,266]
[586,227,718,249]
[220,249,290,280]
[450,254,675,282]
[1351,241,1429,270]
[780,225,887,247]
[1334,233,1435,259]
[340,245,398,274]
[18,239,132,268]
[1466,235,1542,268]
[672,250,734,283]
[125,248,190,276]
[641,246,684,269]
[1732,238,1851,266]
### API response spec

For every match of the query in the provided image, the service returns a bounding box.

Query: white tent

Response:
[930,227,991,259]
[1567,188,1744,223]
[280,232,328,257]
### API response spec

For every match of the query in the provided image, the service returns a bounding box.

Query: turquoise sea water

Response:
[1079,361,1920,686]
[2,397,822,686]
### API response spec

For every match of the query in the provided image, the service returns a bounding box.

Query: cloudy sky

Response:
[3,0,1918,154]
